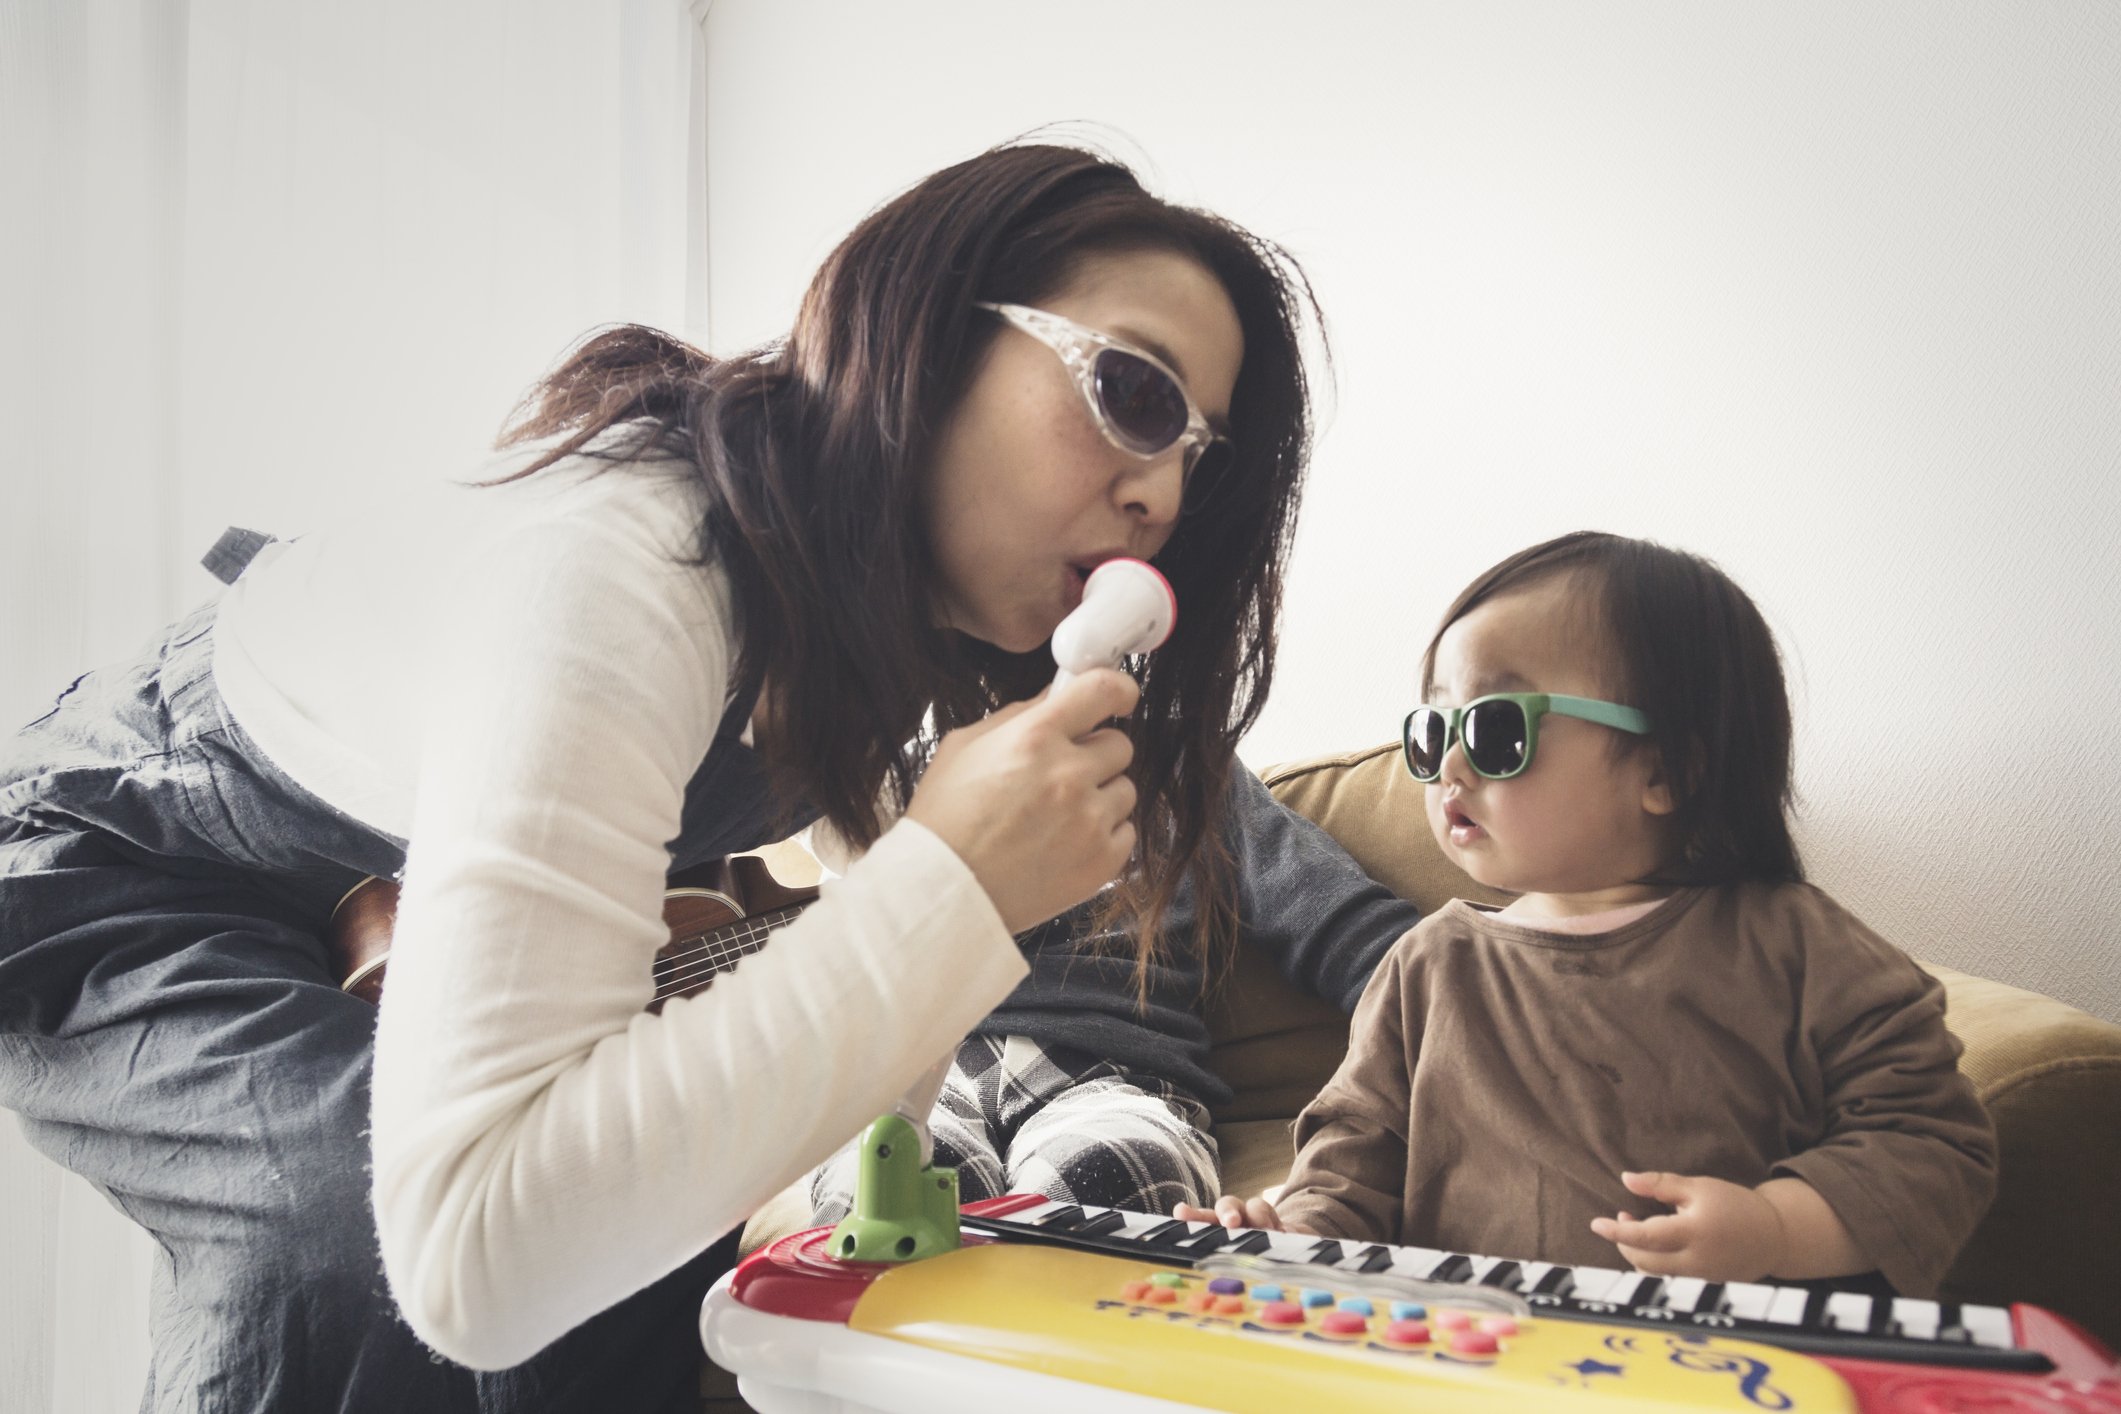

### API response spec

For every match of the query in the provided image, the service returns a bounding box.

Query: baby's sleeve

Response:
[1273,940,1421,1243]
[1771,890,1998,1297]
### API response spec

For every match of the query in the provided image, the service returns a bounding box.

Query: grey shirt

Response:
[974,768,1420,1106]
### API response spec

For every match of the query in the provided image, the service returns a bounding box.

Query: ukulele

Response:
[327,855,819,1008]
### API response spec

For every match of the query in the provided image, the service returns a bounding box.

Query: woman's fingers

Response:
[1037,668,1141,739]
[904,668,1144,933]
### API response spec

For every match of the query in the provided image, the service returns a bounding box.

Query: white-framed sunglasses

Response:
[975,301,1235,510]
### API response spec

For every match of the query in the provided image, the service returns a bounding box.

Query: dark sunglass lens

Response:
[1181,439,1234,514]
[1405,709,1449,779]
[1462,700,1529,777]
[1094,349,1188,451]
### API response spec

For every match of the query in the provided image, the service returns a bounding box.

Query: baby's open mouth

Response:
[1443,800,1484,842]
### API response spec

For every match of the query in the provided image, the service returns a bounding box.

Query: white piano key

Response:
[1961,1304,2016,1350]
[1567,1266,1628,1302]
[1661,1276,1708,1313]
[1891,1298,1940,1340]
[1823,1291,1874,1331]
[1257,1228,1327,1263]
[1603,1272,1651,1306]
[1385,1246,1450,1280]
[1765,1286,1811,1326]
[1721,1282,1777,1321]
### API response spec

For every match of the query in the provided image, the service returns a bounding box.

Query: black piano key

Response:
[1074,1210,1127,1238]
[1868,1296,1899,1337]
[1479,1260,1525,1291]
[1138,1219,1194,1246]
[1176,1225,1233,1254]
[1227,1229,1274,1255]
[1696,1282,1727,1314]
[1628,1276,1665,1307]
[1306,1239,1345,1266]
[1801,1285,1834,1331]
[1355,1245,1397,1274]
[1531,1266,1576,1297]
[1034,1204,1086,1229]
[1427,1254,1475,1284]
[1936,1303,1971,1344]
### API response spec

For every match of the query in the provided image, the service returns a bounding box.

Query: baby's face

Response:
[1423,577,1674,912]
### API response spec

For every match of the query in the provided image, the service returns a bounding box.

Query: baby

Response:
[1178,531,1996,1296]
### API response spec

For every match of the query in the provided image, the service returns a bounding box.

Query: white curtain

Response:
[0,1,709,1407]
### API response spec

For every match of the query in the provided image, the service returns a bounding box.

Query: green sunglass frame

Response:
[1400,692,1651,783]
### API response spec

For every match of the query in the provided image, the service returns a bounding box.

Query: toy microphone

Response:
[1050,558,1176,690]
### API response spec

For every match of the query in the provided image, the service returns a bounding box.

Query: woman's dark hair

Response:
[1420,531,1803,887]
[492,140,1323,983]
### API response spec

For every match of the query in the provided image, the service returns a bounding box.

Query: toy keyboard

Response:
[701,1196,2121,1413]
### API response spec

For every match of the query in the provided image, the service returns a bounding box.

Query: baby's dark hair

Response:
[1421,531,1803,887]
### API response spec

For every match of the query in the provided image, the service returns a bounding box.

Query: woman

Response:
[0,141,1321,1412]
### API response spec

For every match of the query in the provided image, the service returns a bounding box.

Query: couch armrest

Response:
[1927,962,2121,1348]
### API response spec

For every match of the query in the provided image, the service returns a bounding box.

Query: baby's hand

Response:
[1174,1194,1299,1233]
[1588,1170,1786,1281]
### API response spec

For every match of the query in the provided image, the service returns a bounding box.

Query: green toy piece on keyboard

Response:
[827,1113,961,1263]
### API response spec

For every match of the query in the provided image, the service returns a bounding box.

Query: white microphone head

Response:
[1050,557,1176,685]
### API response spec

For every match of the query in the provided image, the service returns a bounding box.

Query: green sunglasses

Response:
[1401,692,1651,782]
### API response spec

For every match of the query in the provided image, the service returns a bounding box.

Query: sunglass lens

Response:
[1462,700,1529,777]
[1405,709,1449,780]
[1094,348,1188,452]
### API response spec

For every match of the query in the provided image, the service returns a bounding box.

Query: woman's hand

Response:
[1174,1193,1300,1234]
[905,667,1141,935]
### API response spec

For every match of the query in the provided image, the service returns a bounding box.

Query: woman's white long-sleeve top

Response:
[211,446,1026,1368]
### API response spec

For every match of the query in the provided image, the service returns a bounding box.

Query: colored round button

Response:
[1449,1330,1500,1356]
[1145,1286,1179,1305]
[1120,1280,1151,1300]
[1435,1308,1473,1330]
[1299,1288,1335,1308]
[1251,1284,1285,1303]
[1480,1316,1520,1336]
[1320,1310,1370,1335]
[1259,1301,1306,1326]
[1206,1277,1247,1296]
[1337,1297,1375,1316]
[1149,1272,1185,1288]
[1390,1301,1427,1321]
[1213,1295,1247,1315]
[1384,1319,1432,1345]
[1186,1292,1217,1313]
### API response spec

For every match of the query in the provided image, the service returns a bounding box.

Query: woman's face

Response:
[922,247,1244,654]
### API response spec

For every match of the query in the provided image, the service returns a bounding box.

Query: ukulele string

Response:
[650,906,806,999]
[651,910,793,982]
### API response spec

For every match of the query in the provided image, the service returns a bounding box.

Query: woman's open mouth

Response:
[1063,563,1092,609]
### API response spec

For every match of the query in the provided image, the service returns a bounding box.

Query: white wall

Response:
[702,0,2121,1024]
[1,2,708,1408]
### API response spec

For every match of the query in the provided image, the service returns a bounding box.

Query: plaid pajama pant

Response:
[809,1034,1220,1223]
